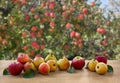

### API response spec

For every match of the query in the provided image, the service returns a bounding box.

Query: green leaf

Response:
[85,62,89,69]
[107,65,114,73]
[67,66,75,73]
[23,69,35,78]
[3,68,10,75]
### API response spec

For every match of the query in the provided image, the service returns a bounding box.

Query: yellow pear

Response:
[45,53,57,62]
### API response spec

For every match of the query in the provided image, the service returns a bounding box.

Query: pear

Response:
[45,53,57,62]
[57,56,70,70]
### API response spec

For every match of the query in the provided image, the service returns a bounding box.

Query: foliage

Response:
[0,0,120,60]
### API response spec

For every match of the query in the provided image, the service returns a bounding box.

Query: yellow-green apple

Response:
[88,59,98,72]
[38,62,50,75]
[71,56,85,69]
[45,54,57,62]
[23,61,36,71]
[57,56,70,70]
[8,62,23,75]
[47,60,58,72]
[17,53,31,64]
[95,56,107,64]
[33,55,44,69]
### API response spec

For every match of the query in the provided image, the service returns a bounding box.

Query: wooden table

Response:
[0,60,120,83]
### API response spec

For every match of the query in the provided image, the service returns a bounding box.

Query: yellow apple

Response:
[57,56,70,70]
[88,59,98,72]
[33,55,44,69]
[47,60,58,72]
[95,62,108,75]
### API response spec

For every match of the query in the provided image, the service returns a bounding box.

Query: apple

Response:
[75,32,80,38]
[70,31,75,38]
[47,60,58,72]
[82,8,88,14]
[90,2,95,7]
[101,39,108,46]
[34,14,40,19]
[97,27,106,35]
[38,62,50,75]
[33,55,44,69]
[57,56,70,70]
[78,14,84,20]
[95,56,107,64]
[17,53,31,64]
[71,56,85,69]
[23,61,36,71]
[88,59,98,72]
[8,62,23,75]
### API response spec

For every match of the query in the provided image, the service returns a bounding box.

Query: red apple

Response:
[90,2,95,7]
[8,62,23,75]
[38,62,50,75]
[82,8,88,14]
[70,31,75,38]
[78,14,84,20]
[71,56,85,69]
[95,56,107,64]
[75,32,80,38]
[34,14,40,19]
[17,53,31,64]
[97,27,106,35]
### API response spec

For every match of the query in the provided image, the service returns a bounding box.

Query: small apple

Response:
[24,61,36,71]
[78,14,84,20]
[8,62,23,75]
[97,27,106,35]
[82,8,88,14]
[57,56,70,70]
[90,2,95,7]
[95,56,107,64]
[47,60,58,72]
[88,59,98,72]
[38,62,50,75]
[17,53,31,64]
[70,31,75,38]
[71,56,85,69]
[33,55,44,69]
[75,32,80,38]
[34,14,40,19]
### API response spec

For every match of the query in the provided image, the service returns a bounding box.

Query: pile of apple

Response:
[3,53,85,78]
[86,56,113,75]
[3,53,113,78]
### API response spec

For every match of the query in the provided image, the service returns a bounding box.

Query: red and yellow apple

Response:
[33,55,44,69]
[17,53,31,64]
[38,62,50,75]
[23,61,36,71]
